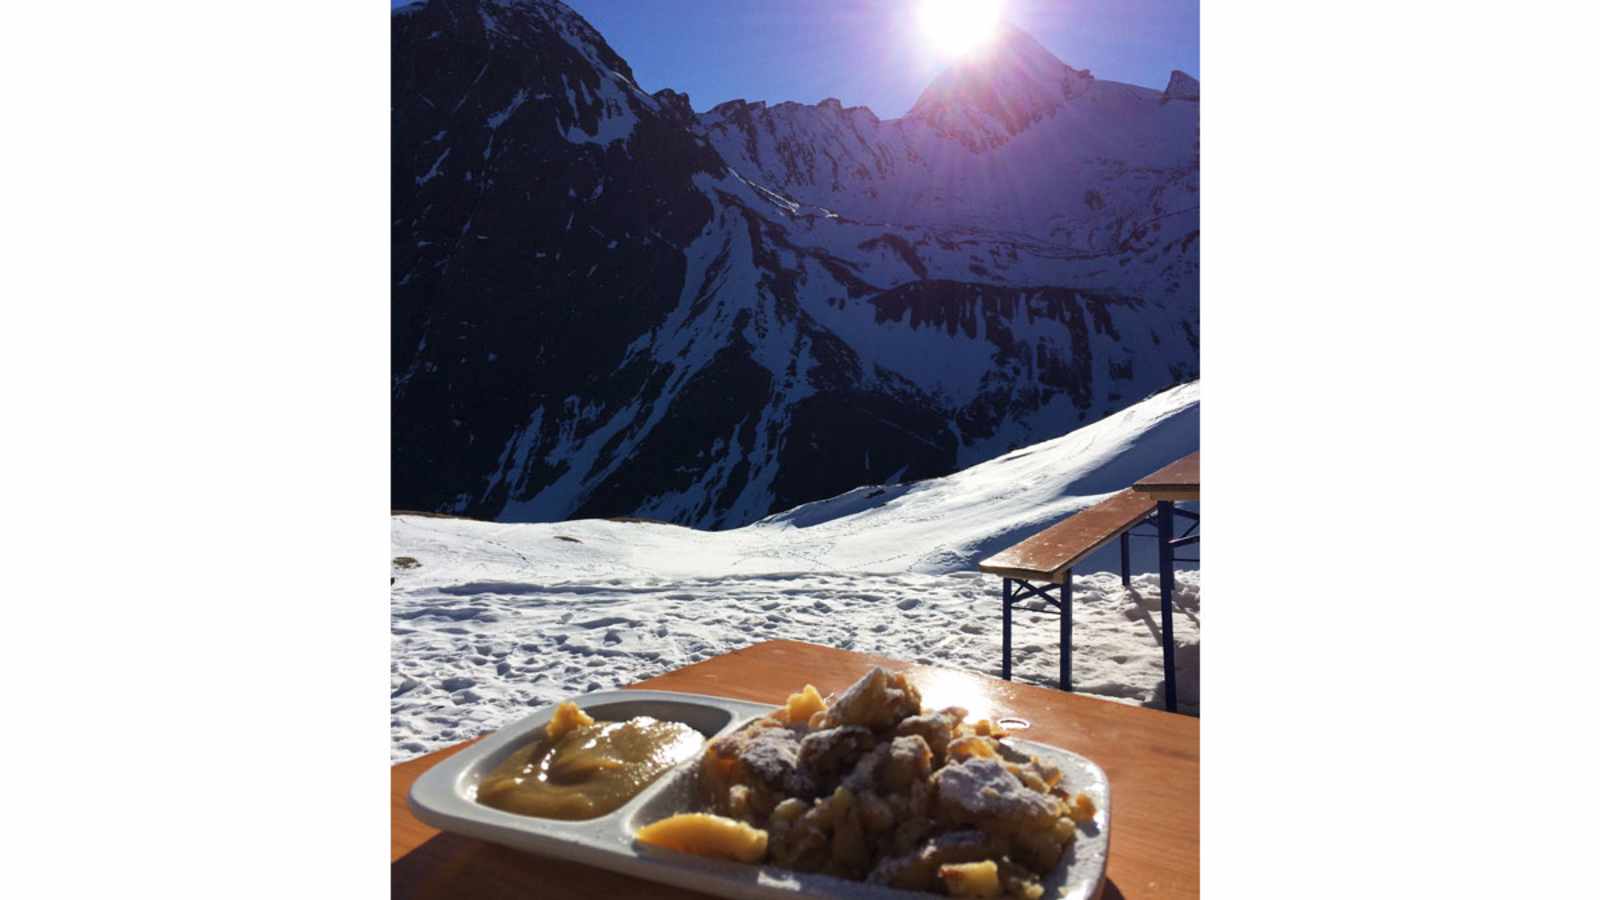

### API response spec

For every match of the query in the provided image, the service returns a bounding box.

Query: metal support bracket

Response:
[1000,575,1073,691]
[1157,501,1178,712]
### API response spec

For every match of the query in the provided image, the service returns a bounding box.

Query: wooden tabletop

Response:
[1131,452,1200,502]
[978,489,1157,583]
[392,640,1199,900]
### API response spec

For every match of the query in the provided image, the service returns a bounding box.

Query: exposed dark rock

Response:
[391,0,1199,528]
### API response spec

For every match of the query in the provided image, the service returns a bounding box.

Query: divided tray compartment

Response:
[408,689,1110,900]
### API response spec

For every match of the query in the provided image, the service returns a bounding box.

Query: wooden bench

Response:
[978,488,1158,693]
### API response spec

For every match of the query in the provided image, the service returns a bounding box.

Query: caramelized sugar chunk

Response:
[822,667,923,731]
[636,812,769,863]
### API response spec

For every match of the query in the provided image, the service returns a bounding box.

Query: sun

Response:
[918,0,1004,58]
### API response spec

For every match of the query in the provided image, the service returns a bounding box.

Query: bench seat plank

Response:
[978,489,1157,583]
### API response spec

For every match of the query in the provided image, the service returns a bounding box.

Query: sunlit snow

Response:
[392,383,1199,760]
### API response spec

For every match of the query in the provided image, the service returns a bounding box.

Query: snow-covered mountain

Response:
[397,380,1198,580]
[391,381,1200,757]
[392,0,1199,527]
[698,24,1199,246]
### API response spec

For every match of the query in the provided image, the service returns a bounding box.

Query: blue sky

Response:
[393,1,1198,118]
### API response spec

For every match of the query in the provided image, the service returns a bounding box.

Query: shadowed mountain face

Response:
[392,0,1199,528]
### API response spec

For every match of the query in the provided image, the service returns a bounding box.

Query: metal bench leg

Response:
[1120,532,1131,587]
[1060,570,1072,692]
[1157,500,1177,712]
[1001,578,1013,681]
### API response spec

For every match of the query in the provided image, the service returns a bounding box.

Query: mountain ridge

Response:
[392,0,1199,528]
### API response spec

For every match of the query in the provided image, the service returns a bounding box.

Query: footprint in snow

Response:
[576,616,638,629]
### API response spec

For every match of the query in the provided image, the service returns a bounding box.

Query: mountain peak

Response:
[906,24,1093,152]
[1164,70,1199,101]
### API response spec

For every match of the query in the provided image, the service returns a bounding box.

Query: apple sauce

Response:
[476,702,703,820]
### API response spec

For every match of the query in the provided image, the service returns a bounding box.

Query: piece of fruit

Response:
[781,684,826,725]
[545,701,594,740]
[946,735,999,761]
[1069,791,1098,824]
[636,813,770,863]
[939,860,1002,897]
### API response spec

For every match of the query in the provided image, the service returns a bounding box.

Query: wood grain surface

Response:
[1130,452,1200,502]
[977,489,1157,583]
[392,640,1198,900]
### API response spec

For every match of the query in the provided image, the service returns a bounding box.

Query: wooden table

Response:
[1130,451,1200,711]
[392,640,1198,900]
[1131,453,1199,503]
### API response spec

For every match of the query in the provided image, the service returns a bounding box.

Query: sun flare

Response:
[918,0,1004,58]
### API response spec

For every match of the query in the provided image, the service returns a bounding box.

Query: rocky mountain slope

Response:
[392,0,1199,527]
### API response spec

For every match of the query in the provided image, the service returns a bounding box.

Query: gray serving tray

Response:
[408,689,1109,899]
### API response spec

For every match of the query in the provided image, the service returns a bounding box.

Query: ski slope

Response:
[391,381,1200,760]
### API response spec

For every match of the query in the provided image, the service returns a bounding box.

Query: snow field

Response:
[391,544,1199,762]
[391,382,1200,760]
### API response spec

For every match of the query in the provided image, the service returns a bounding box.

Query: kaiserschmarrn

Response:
[636,668,1098,899]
